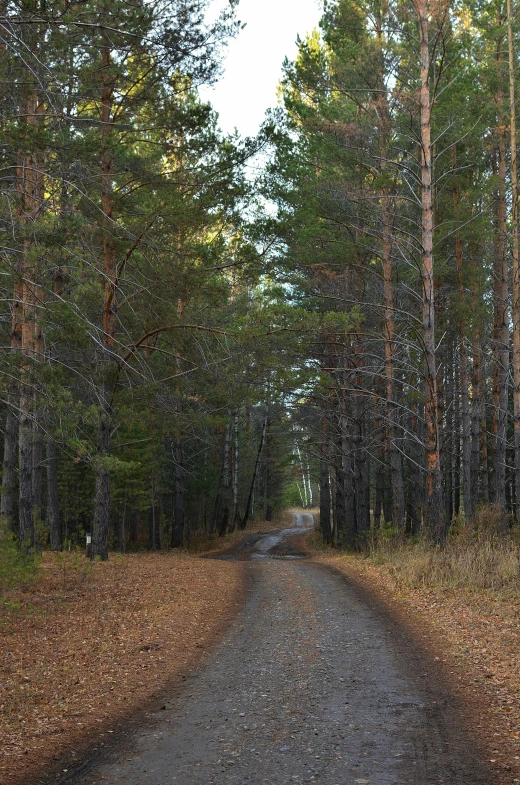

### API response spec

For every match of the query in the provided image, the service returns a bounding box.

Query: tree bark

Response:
[215,417,232,536]
[320,415,332,543]
[230,411,239,532]
[508,0,520,518]
[353,334,370,537]
[149,480,161,550]
[453,163,473,519]
[17,82,44,549]
[1,249,22,532]
[491,91,509,510]
[92,386,111,560]
[470,335,483,511]
[453,349,461,517]
[1,404,19,533]
[414,0,444,540]
[46,438,61,550]
[240,410,268,530]
[171,437,185,548]
[91,41,116,559]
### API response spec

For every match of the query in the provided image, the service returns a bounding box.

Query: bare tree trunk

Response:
[481,354,490,505]
[240,410,268,530]
[46,438,61,550]
[470,334,483,511]
[381,197,404,530]
[92,42,116,560]
[215,416,232,536]
[407,390,425,536]
[444,359,453,523]
[230,411,239,531]
[508,0,520,518]
[1,395,19,533]
[319,415,332,543]
[453,350,461,517]
[1,265,22,532]
[491,104,509,510]
[0,4,17,534]
[149,479,161,550]
[17,80,44,549]
[454,166,473,519]
[353,334,370,537]
[413,0,444,540]
[92,383,111,560]
[32,422,43,544]
[373,400,385,530]
[171,437,185,548]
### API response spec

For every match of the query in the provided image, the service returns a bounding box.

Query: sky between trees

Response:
[200,0,322,136]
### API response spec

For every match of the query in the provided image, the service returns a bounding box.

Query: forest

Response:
[1,0,520,562]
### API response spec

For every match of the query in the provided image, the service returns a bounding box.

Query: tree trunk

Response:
[1,265,22,532]
[353,335,370,537]
[0,6,17,537]
[1,406,18,533]
[32,421,43,542]
[215,418,232,536]
[46,438,61,550]
[407,392,424,536]
[491,99,509,510]
[508,0,520,519]
[480,351,490,505]
[373,401,385,530]
[444,359,453,524]
[92,388,111,560]
[240,410,268,530]
[230,411,239,532]
[17,84,44,550]
[320,415,332,543]
[453,350,461,518]
[414,0,444,540]
[149,481,161,550]
[470,334,483,512]
[381,194,404,529]
[171,437,185,548]
[453,166,473,519]
[92,42,116,560]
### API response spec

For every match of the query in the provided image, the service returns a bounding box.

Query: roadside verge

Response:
[0,551,246,785]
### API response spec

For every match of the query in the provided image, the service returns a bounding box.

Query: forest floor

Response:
[307,538,520,783]
[0,521,276,785]
[49,512,494,785]
[2,514,519,784]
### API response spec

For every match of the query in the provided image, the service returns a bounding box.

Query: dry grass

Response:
[369,538,520,592]
[369,506,520,593]
[0,550,245,785]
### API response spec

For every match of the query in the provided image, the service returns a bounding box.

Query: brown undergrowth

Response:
[306,525,520,783]
[0,549,245,785]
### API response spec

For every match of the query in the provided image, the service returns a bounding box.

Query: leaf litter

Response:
[0,551,245,785]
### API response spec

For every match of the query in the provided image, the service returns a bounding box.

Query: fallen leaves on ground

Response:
[0,550,244,785]
[313,551,520,784]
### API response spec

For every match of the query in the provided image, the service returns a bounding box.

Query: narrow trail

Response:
[66,515,491,785]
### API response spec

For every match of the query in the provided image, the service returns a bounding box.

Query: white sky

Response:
[201,0,323,138]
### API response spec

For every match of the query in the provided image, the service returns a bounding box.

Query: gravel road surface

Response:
[68,514,491,785]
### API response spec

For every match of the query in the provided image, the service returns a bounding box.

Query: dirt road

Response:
[65,514,491,785]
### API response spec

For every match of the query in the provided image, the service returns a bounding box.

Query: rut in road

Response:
[68,514,491,785]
